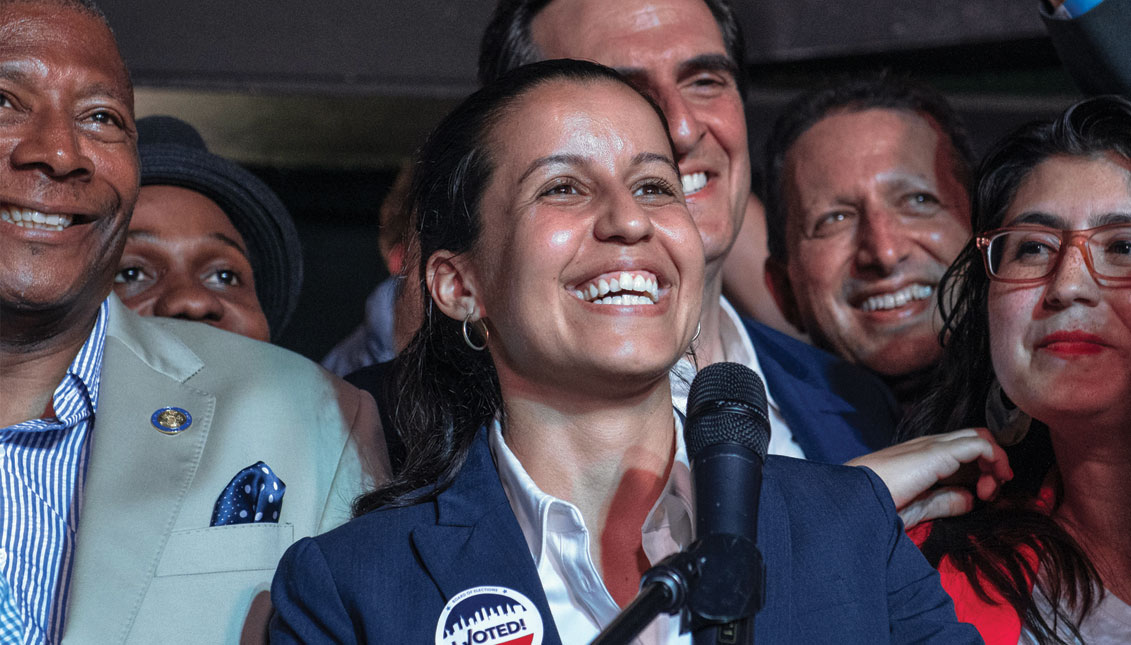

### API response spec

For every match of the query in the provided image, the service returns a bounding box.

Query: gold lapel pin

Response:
[151,407,192,434]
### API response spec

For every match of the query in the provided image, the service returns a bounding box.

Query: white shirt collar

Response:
[488,414,693,566]
[670,295,780,416]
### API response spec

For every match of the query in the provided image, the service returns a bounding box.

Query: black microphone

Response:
[684,362,770,643]
[590,363,770,645]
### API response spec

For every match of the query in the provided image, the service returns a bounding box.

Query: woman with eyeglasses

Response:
[899,95,1131,644]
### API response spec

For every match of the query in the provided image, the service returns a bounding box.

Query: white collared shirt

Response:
[670,296,805,459]
[490,418,693,645]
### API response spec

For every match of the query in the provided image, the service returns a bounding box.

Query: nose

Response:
[152,278,226,326]
[594,190,655,245]
[10,111,95,180]
[654,87,705,158]
[854,207,911,277]
[1044,245,1101,309]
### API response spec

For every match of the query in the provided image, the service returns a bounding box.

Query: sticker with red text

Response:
[435,585,544,645]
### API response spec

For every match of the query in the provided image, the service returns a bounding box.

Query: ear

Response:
[764,256,804,333]
[427,250,482,322]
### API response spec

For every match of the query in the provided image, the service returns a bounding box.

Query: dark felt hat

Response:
[136,116,303,338]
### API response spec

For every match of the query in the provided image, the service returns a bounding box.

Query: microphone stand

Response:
[591,535,763,645]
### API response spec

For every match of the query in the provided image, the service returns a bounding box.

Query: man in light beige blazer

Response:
[0,2,388,643]
[62,296,388,643]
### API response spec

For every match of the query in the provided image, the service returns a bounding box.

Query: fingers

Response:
[898,487,976,529]
[852,427,1013,516]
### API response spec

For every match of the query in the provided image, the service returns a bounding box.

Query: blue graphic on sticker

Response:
[434,586,544,645]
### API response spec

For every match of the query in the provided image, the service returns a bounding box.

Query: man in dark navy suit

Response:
[478,0,898,465]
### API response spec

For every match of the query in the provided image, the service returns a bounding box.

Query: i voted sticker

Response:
[435,586,544,645]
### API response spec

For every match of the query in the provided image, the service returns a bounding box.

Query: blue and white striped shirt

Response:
[1,300,107,645]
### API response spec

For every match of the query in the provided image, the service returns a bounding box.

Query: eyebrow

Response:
[0,62,34,84]
[0,61,131,106]
[613,54,738,92]
[676,54,739,80]
[633,151,680,176]
[517,151,679,185]
[127,229,251,259]
[1093,212,1131,227]
[1008,210,1131,230]
[1008,212,1066,228]
[82,80,132,107]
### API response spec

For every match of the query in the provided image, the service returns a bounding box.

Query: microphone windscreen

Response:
[685,362,770,460]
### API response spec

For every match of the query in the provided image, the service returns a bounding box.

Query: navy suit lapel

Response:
[754,464,793,643]
[411,431,563,645]
[744,319,876,463]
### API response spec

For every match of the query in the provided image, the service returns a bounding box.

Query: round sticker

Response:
[434,585,544,645]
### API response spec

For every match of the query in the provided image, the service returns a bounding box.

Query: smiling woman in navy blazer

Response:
[269,59,980,645]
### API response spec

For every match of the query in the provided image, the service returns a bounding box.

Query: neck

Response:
[499,374,677,607]
[1049,420,1131,603]
[0,303,99,428]
[880,365,936,413]
[695,269,727,366]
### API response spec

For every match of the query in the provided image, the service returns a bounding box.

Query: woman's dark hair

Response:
[900,95,1131,644]
[354,58,674,514]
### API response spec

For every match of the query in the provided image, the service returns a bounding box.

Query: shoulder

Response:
[741,317,899,416]
[766,456,892,510]
[103,302,388,487]
[280,498,439,596]
[742,317,880,384]
[763,456,902,544]
[110,304,365,413]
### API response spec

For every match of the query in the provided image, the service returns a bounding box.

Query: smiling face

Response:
[989,154,1131,430]
[113,185,270,342]
[458,78,703,395]
[781,108,971,377]
[0,4,138,322]
[530,0,749,282]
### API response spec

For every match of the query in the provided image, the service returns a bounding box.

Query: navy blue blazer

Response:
[742,317,899,463]
[270,429,980,644]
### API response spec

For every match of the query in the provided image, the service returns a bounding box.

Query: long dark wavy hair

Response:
[899,95,1131,644]
[353,59,674,514]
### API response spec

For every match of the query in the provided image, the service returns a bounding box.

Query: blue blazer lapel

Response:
[743,319,893,463]
[411,431,563,645]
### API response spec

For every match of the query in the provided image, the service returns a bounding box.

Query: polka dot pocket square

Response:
[210,461,286,526]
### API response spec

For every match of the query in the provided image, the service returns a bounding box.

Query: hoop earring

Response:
[462,313,488,351]
[984,378,1031,446]
[691,321,701,346]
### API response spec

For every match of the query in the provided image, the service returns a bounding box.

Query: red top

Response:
[908,484,1056,645]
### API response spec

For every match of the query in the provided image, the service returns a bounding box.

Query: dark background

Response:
[97,0,1082,360]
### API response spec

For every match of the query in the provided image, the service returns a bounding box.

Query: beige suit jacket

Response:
[59,296,389,643]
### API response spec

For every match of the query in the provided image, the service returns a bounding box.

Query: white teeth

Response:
[860,284,934,312]
[574,270,661,305]
[681,172,708,196]
[0,206,74,231]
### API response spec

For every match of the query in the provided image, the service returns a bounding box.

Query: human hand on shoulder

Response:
[846,428,1013,529]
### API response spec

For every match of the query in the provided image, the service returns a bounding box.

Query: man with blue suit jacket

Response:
[474,0,901,466]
